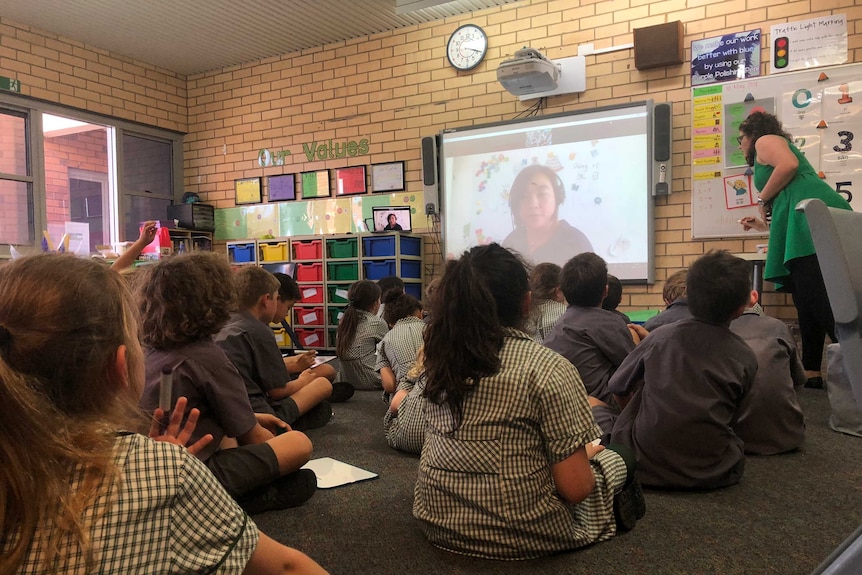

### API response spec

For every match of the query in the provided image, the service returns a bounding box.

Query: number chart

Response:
[691,62,862,238]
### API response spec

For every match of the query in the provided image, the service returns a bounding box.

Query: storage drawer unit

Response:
[299,284,324,304]
[259,242,288,262]
[327,261,359,281]
[295,262,323,282]
[400,259,422,279]
[292,239,322,260]
[362,235,395,257]
[294,328,325,348]
[364,260,396,280]
[228,243,256,264]
[326,237,358,259]
[328,305,347,324]
[294,306,324,327]
[327,285,350,304]
[405,282,422,300]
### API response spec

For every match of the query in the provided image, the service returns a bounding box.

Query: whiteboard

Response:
[691,63,862,238]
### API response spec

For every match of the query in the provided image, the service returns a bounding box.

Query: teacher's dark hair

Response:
[423,243,529,425]
[738,111,793,167]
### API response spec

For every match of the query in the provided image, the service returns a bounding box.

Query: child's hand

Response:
[255,412,291,434]
[138,221,158,245]
[149,396,213,457]
[739,216,769,232]
[296,350,317,370]
[585,441,605,459]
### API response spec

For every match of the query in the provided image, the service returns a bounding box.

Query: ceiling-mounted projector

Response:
[497,47,559,96]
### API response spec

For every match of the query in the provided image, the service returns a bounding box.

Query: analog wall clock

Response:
[446,24,488,71]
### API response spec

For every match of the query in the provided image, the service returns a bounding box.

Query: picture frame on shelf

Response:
[300,169,331,199]
[371,161,405,192]
[235,177,262,205]
[335,165,367,196]
[268,173,296,202]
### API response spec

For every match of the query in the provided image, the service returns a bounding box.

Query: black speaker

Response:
[421,135,439,215]
[654,103,671,162]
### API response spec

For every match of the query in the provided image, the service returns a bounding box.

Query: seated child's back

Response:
[608,251,757,490]
[336,280,389,390]
[730,306,806,455]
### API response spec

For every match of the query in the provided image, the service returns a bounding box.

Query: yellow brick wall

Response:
[3,1,860,316]
[0,18,187,132]
[184,0,860,316]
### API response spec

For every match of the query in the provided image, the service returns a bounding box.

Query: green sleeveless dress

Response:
[754,142,852,290]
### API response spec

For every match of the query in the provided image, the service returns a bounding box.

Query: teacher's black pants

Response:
[786,254,837,372]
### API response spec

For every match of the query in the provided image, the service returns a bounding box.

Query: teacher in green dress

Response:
[737,111,852,389]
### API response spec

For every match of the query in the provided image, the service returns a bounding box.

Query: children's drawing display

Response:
[691,62,862,238]
[439,103,655,282]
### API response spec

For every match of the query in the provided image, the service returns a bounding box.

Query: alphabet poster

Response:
[691,62,862,238]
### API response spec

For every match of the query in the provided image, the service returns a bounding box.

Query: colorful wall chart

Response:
[691,62,862,238]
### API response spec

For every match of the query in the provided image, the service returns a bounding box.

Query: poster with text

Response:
[692,30,760,86]
[770,15,847,74]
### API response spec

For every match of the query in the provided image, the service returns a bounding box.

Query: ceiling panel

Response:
[2,0,518,75]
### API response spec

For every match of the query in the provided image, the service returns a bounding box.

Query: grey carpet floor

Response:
[253,388,862,575]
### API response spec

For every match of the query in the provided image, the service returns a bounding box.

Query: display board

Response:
[691,62,862,238]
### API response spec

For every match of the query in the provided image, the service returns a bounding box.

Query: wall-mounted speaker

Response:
[633,21,684,70]
[653,102,672,196]
[421,135,439,215]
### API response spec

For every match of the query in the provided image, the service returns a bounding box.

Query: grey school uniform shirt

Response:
[339,309,389,390]
[730,310,806,455]
[643,298,691,332]
[543,304,634,404]
[142,340,259,463]
[215,310,290,415]
[609,318,757,489]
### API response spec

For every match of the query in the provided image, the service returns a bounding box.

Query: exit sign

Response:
[0,76,21,92]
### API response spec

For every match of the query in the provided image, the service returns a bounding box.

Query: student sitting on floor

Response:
[376,275,404,324]
[643,269,691,332]
[602,274,630,323]
[544,252,641,405]
[384,348,428,455]
[0,254,327,574]
[526,262,567,342]
[377,289,425,396]
[606,250,757,490]
[137,253,318,515]
[413,244,644,560]
[272,272,353,402]
[215,266,336,430]
[730,298,806,455]
[336,280,389,390]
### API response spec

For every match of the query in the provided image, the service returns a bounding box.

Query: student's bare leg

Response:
[266,430,313,475]
[290,376,333,415]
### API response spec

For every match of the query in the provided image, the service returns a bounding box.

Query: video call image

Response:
[443,135,650,279]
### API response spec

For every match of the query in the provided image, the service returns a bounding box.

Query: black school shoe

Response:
[614,475,646,532]
[606,443,646,532]
[330,381,355,403]
[239,468,318,515]
[290,400,333,431]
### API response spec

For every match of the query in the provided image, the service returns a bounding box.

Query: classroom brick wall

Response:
[43,130,108,225]
[3,0,861,317]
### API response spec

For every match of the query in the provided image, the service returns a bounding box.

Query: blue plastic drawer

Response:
[400,236,421,256]
[228,243,255,263]
[400,259,421,279]
[363,236,396,257]
[405,282,422,300]
[364,260,396,280]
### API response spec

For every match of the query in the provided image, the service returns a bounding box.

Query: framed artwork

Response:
[268,173,296,201]
[335,165,367,196]
[235,177,262,205]
[300,170,331,199]
[371,161,405,192]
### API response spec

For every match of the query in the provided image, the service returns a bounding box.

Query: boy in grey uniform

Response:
[730,301,806,455]
[545,252,636,404]
[607,251,758,490]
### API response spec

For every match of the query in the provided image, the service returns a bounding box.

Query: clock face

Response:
[447,24,488,71]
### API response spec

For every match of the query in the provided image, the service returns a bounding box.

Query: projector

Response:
[497,48,560,96]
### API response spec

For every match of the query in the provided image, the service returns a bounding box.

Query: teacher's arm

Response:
[754,135,798,203]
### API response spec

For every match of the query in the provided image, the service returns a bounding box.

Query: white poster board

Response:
[691,62,862,238]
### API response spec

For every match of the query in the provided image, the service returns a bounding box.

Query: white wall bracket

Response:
[518,56,586,101]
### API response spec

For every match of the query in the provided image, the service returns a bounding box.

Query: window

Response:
[0,95,183,258]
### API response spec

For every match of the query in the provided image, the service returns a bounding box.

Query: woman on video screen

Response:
[502,164,593,266]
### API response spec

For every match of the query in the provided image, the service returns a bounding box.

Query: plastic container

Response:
[295,328,325,348]
[400,259,421,279]
[299,284,324,304]
[228,243,255,263]
[405,282,422,300]
[327,285,350,304]
[295,262,323,282]
[362,235,395,257]
[292,239,322,260]
[294,306,324,326]
[327,261,359,281]
[260,242,288,262]
[364,260,396,280]
[271,327,289,347]
[328,305,347,324]
[327,237,358,259]
[400,236,422,256]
